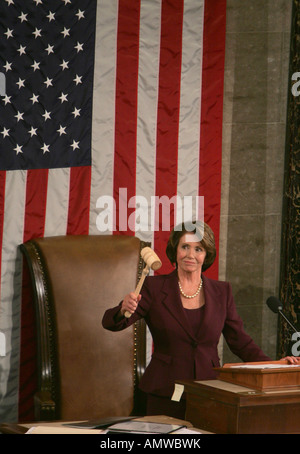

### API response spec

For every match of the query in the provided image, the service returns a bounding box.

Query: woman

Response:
[102,221,298,419]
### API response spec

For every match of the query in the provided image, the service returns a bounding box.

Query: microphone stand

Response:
[278,308,299,334]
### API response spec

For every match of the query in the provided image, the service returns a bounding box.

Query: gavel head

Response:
[141,247,162,271]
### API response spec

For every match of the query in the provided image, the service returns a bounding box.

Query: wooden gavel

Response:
[124,247,162,318]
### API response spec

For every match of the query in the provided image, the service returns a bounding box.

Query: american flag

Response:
[0,0,226,421]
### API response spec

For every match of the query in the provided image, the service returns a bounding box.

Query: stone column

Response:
[221,1,291,363]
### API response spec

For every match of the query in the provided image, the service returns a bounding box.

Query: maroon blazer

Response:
[102,270,270,398]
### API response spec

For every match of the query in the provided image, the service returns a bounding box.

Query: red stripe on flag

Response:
[199,0,226,279]
[23,169,49,242]
[154,0,184,274]
[113,0,140,235]
[67,166,91,235]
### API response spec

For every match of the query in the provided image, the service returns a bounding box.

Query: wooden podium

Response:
[178,361,300,434]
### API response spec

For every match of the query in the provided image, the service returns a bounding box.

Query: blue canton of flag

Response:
[0,0,96,171]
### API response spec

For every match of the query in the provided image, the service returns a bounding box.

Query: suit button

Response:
[192,341,198,348]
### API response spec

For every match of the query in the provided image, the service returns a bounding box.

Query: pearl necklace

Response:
[178,278,202,299]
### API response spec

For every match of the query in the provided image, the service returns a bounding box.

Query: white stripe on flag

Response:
[177,0,204,221]
[135,0,161,243]
[44,168,70,237]
[0,170,27,421]
[89,0,119,235]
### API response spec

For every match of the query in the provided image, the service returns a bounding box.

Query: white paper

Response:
[106,420,184,434]
[173,428,201,434]
[25,425,103,434]
[171,383,184,402]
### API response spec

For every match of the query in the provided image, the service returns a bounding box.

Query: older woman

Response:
[102,221,297,419]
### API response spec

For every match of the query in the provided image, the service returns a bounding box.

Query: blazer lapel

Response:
[199,274,223,337]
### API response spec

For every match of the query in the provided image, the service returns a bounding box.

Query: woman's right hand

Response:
[120,292,142,316]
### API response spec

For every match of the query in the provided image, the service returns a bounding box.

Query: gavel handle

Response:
[124,265,150,318]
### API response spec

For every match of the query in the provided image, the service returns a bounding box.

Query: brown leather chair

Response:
[20,234,149,422]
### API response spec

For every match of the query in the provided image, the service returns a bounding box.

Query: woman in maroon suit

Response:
[102,221,297,419]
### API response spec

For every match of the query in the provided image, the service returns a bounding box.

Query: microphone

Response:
[266,296,283,313]
[266,296,298,334]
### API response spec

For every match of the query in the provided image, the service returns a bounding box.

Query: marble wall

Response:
[219,0,292,362]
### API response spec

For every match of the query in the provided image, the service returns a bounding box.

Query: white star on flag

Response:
[15,111,24,121]
[57,125,66,136]
[18,12,28,22]
[30,94,39,104]
[5,28,13,39]
[71,140,80,150]
[14,144,23,154]
[28,127,37,137]
[59,93,68,103]
[41,143,50,154]
[1,127,10,138]
[17,45,26,56]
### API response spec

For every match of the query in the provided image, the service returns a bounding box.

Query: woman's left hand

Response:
[282,356,300,364]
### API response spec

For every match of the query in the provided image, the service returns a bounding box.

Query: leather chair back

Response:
[21,235,148,421]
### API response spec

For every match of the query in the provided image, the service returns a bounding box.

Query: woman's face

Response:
[176,233,206,274]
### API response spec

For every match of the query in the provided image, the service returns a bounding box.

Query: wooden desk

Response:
[179,379,300,434]
[0,415,210,434]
